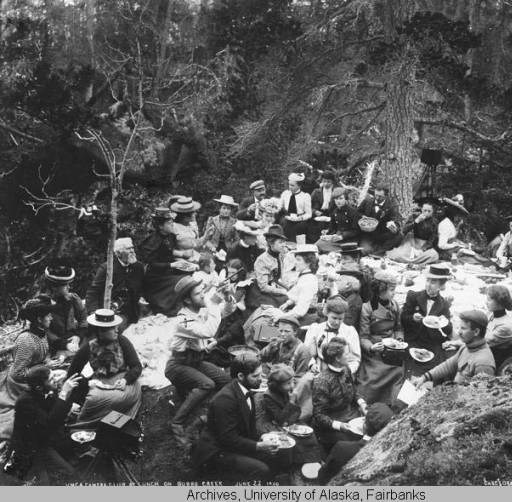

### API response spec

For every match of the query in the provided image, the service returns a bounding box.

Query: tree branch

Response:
[416,118,512,144]
[0,120,44,144]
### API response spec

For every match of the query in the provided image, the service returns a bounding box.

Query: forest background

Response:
[1,0,512,321]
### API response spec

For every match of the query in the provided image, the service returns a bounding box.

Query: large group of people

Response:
[1,167,512,485]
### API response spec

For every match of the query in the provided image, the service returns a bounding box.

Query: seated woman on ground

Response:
[67,309,142,425]
[44,263,87,355]
[312,338,368,451]
[278,244,319,326]
[170,197,202,263]
[199,195,239,253]
[357,271,404,405]
[0,295,55,443]
[316,188,361,254]
[386,201,439,265]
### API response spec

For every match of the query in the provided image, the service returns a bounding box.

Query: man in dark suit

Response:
[237,180,267,221]
[192,354,279,482]
[85,237,145,331]
[358,184,402,254]
[401,264,453,376]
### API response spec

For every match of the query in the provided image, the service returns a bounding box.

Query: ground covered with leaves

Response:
[331,375,512,486]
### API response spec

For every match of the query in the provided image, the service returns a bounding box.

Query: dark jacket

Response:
[401,290,453,351]
[67,334,142,385]
[85,259,144,324]
[11,390,72,456]
[342,291,363,332]
[262,390,301,427]
[402,216,438,250]
[192,380,258,467]
[311,188,331,215]
[328,205,361,240]
[47,292,88,352]
[236,196,258,221]
[227,242,263,273]
[312,365,360,432]
[139,232,175,273]
[358,196,400,233]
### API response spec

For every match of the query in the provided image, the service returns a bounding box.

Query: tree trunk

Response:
[103,184,118,309]
[383,61,420,218]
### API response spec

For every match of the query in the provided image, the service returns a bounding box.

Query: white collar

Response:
[327,364,345,373]
[238,381,249,396]
[240,240,250,248]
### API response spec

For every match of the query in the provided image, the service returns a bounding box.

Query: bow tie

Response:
[325,327,338,333]
[427,295,438,300]
[244,391,255,398]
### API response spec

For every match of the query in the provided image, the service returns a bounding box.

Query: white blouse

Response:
[286,272,318,318]
[437,217,458,250]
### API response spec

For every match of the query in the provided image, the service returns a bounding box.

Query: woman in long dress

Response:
[0,296,54,442]
[386,202,439,265]
[67,309,142,424]
[139,207,195,316]
[356,270,404,405]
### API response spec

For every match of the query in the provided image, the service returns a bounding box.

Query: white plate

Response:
[409,348,434,363]
[284,424,313,437]
[261,432,296,449]
[314,216,331,222]
[301,462,322,480]
[346,416,365,436]
[71,430,96,444]
[422,316,449,329]
[382,338,408,350]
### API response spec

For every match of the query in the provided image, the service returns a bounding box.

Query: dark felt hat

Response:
[264,224,287,241]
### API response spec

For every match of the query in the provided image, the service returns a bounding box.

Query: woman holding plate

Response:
[316,188,361,254]
[357,271,404,405]
[67,309,142,424]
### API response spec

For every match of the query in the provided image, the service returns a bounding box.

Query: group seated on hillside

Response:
[3,167,512,485]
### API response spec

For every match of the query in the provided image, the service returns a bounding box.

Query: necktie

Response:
[244,391,254,411]
[288,193,297,214]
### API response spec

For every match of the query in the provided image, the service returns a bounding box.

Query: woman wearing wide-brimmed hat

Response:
[66,309,142,424]
[0,295,56,442]
[139,207,196,316]
[44,263,88,355]
[357,271,404,405]
[199,195,239,253]
[170,197,202,263]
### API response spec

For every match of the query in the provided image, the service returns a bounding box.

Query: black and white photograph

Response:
[1,0,512,489]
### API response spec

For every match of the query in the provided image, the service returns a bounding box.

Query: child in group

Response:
[194,252,219,293]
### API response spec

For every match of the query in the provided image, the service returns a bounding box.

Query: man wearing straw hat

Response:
[237,180,267,221]
[280,172,312,242]
[401,264,454,375]
[199,195,239,253]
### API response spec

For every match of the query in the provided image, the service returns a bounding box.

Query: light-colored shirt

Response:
[321,188,333,211]
[497,231,512,260]
[286,272,319,319]
[437,217,458,250]
[304,321,361,374]
[280,190,312,221]
[170,296,235,353]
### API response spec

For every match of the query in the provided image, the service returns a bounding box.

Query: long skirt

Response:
[77,372,142,424]
[0,371,29,441]
[386,235,439,265]
[356,351,404,405]
[143,269,192,317]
